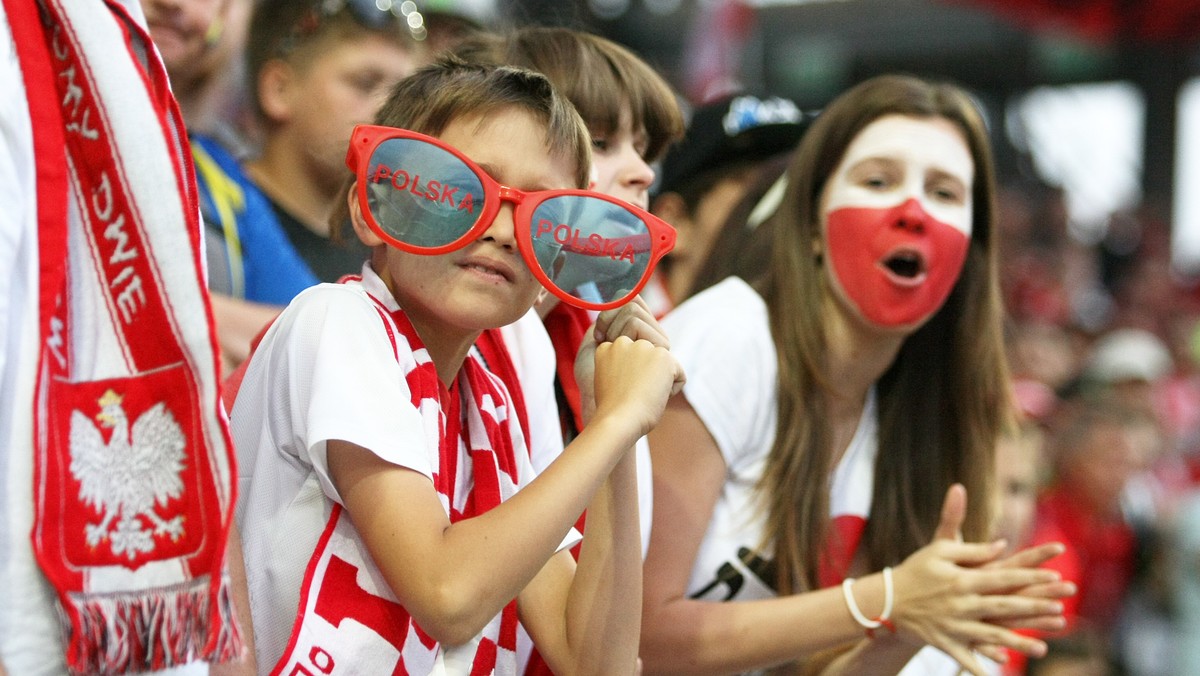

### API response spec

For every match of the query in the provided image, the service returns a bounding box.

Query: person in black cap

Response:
[649,93,810,309]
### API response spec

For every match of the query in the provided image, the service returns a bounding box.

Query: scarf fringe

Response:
[61,574,245,675]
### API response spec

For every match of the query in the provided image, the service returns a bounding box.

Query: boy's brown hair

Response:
[453,26,684,164]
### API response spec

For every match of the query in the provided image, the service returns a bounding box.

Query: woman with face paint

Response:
[641,74,1074,675]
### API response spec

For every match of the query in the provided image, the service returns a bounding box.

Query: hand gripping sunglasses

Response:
[346,124,677,311]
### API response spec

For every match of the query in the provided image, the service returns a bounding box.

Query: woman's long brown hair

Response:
[758,74,1012,593]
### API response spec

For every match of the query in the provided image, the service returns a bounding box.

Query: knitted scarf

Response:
[12,0,241,672]
[272,291,522,675]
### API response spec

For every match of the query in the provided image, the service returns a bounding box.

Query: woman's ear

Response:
[257,59,295,124]
[347,184,384,247]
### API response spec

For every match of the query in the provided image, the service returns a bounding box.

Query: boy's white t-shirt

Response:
[232,267,579,670]
[658,277,986,675]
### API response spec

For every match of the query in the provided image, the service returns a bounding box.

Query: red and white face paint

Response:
[821,115,975,329]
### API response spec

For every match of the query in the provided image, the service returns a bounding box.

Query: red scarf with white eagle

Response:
[271,287,522,675]
[10,0,241,671]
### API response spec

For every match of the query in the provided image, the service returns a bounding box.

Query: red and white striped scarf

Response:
[9,0,241,671]
[272,289,523,675]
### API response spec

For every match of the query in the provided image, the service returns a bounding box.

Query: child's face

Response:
[365,109,578,338]
[281,34,417,191]
[589,103,654,209]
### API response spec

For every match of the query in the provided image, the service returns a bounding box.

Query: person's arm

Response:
[517,445,642,675]
[208,293,282,374]
[209,523,256,676]
[328,335,682,650]
[809,488,1070,676]
[641,397,1063,676]
[501,297,676,673]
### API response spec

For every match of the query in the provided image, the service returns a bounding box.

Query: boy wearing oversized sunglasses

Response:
[230,59,684,674]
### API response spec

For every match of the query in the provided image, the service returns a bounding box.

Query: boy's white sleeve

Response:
[250,285,433,505]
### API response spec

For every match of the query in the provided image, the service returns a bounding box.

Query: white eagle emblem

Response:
[69,388,187,559]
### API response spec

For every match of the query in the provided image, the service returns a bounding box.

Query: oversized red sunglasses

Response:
[346,124,676,310]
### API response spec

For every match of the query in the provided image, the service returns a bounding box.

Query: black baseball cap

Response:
[656,93,810,196]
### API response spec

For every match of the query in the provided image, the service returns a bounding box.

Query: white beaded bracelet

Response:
[841,566,896,638]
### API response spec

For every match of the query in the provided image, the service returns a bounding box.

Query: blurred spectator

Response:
[683,151,790,300]
[1167,491,1200,674]
[419,8,488,58]
[240,0,423,282]
[998,381,1059,676]
[649,93,808,310]
[995,418,1047,553]
[1102,206,1188,340]
[1029,394,1147,645]
[997,181,1073,325]
[1009,320,1084,395]
[143,0,254,148]
[1024,628,1113,676]
[1079,327,1172,418]
[1109,408,1174,676]
[145,0,320,378]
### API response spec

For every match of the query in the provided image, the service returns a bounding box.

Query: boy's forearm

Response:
[210,523,257,676]
[562,449,642,675]
[368,417,639,644]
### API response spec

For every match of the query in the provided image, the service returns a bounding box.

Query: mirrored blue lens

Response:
[529,195,653,306]
[364,138,484,249]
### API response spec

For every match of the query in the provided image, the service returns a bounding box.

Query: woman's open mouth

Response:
[879,249,927,286]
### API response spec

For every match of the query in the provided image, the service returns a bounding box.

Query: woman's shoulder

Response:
[663,277,770,347]
[661,277,776,393]
[663,278,779,469]
[662,276,763,321]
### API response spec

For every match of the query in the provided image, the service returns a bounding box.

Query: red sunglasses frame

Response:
[345,124,676,310]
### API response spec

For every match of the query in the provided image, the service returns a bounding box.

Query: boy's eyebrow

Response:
[477,161,562,192]
[476,162,512,186]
